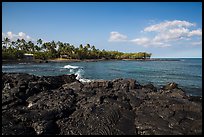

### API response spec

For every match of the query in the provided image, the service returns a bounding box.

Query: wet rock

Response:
[162,82,178,90]
[143,83,157,92]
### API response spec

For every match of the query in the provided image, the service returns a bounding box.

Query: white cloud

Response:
[153,27,190,42]
[152,28,202,44]
[2,31,33,41]
[188,29,202,37]
[18,32,26,38]
[108,31,128,42]
[108,20,202,48]
[144,20,195,32]
[7,31,15,40]
[143,20,201,44]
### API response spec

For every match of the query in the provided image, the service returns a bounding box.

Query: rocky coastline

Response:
[2,73,202,135]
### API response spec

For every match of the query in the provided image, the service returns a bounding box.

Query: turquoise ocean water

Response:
[2,58,202,96]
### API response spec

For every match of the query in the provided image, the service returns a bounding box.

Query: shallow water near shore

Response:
[2,58,202,96]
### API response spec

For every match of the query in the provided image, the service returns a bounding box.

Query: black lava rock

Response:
[2,73,202,135]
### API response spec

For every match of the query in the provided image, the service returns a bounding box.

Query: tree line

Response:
[2,38,152,60]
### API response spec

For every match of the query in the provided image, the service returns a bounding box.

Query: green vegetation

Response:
[2,38,152,60]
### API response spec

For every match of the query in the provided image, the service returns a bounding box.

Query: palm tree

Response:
[90,45,97,58]
[91,45,96,51]
[16,39,21,50]
[2,37,11,49]
[58,41,64,55]
[42,41,57,58]
[11,41,17,49]
[85,44,90,49]
[70,45,75,54]
[79,44,83,50]
[42,42,49,51]
[37,39,42,46]
[63,43,72,58]
[19,39,27,51]
[28,41,35,52]
[37,39,43,51]
[34,45,41,52]
[84,44,91,58]
[51,40,56,49]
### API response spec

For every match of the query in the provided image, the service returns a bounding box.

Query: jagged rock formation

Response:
[2,73,202,135]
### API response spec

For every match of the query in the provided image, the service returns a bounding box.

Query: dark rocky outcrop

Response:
[2,73,202,135]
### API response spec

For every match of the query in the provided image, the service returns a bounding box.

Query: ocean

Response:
[2,58,202,96]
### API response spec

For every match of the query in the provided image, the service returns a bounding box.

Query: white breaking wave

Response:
[69,69,75,73]
[63,65,79,69]
[63,64,92,83]
[74,68,92,83]
[75,68,84,80]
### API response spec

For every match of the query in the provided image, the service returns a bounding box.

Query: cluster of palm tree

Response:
[2,37,152,60]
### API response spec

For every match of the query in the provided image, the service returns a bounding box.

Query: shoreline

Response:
[2,58,181,64]
[2,71,202,97]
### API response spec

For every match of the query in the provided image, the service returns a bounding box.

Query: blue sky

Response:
[2,2,202,58]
